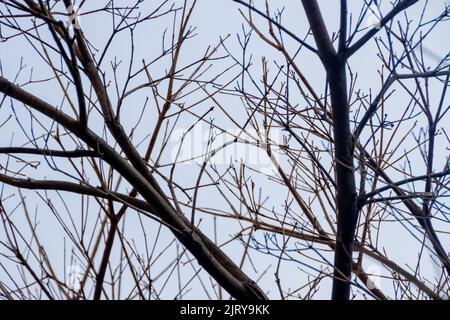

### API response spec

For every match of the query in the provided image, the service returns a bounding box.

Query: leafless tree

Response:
[0,0,448,300]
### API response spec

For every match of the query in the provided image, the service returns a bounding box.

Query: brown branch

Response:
[0,147,100,158]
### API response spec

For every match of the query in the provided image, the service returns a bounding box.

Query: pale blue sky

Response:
[0,0,448,299]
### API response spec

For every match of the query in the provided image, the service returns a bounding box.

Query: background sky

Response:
[0,0,449,299]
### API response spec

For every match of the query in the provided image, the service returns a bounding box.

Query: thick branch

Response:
[346,0,420,58]
[232,0,318,54]
[0,76,267,300]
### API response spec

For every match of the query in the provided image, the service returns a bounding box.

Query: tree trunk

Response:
[328,58,359,300]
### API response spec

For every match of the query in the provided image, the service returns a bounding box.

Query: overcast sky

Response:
[0,0,448,299]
